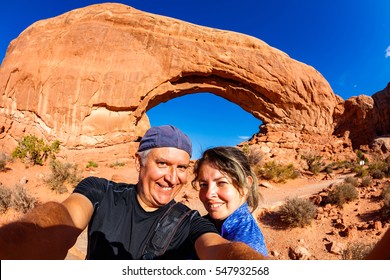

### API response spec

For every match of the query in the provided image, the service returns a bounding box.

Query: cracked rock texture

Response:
[0,3,388,162]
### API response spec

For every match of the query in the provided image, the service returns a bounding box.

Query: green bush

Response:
[257,161,299,183]
[12,185,37,213]
[301,154,325,175]
[355,149,368,164]
[334,160,355,172]
[45,160,83,194]
[327,183,358,208]
[342,242,374,260]
[355,166,369,178]
[12,135,60,165]
[86,161,98,168]
[279,197,317,228]
[0,185,13,213]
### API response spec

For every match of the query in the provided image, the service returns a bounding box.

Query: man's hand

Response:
[365,227,390,260]
[0,193,93,260]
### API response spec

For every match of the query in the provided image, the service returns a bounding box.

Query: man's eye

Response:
[157,162,167,167]
[178,165,188,172]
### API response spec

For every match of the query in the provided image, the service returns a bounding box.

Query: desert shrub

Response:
[380,185,390,220]
[279,197,317,228]
[342,242,374,260]
[323,164,334,174]
[355,149,368,164]
[241,144,263,167]
[381,184,390,200]
[12,185,37,213]
[381,196,390,220]
[327,183,358,208]
[12,135,60,166]
[334,160,355,172]
[367,159,390,179]
[45,160,83,194]
[110,160,125,168]
[301,154,325,175]
[354,166,369,178]
[371,169,385,180]
[0,185,13,213]
[0,153,8,171]
[257,161,299,183]
[359,176,373,188]
[86,161,98,168]
[344,176,359,187]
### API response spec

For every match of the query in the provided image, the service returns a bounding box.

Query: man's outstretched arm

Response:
[0,193,93,260]
[365,227,390,260]
[195,232,268,260]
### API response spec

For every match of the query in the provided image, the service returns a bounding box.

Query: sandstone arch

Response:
[0,3,348,162]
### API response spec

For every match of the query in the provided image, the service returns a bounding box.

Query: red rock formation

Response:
[334,83,390,152]
[0,3,373,162]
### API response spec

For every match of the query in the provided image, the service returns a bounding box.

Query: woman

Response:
[192,146,268,256]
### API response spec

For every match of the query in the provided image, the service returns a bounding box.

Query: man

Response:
[365,227,390,260]
[0,125,266,260]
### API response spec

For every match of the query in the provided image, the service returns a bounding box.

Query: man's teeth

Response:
[209,203,223,209]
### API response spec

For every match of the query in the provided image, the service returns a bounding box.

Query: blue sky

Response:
[1,0,390,158]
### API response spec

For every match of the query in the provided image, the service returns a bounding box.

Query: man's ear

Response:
[135,153,141,171]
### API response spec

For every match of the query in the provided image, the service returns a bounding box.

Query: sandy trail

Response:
[258,177,345,209]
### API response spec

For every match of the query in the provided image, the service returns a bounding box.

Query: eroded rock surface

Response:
[0,3,386,162]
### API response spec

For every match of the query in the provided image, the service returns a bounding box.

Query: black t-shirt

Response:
[73,176,218,259]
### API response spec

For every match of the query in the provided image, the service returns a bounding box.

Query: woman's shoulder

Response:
[222,203,258,232]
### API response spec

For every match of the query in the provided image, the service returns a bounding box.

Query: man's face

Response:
[135,147,190,211]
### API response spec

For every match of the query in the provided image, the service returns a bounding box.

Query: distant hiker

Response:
[0,125,267,260]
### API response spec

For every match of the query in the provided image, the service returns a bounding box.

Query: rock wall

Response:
[334,83,390,152]
[1,3,384,163]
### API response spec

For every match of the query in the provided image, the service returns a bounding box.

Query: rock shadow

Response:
[258,210,290,231]
[357,209,383,224]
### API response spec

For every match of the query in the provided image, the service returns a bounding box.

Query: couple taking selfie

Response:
[0,125,268,260]
[1,125,388,259]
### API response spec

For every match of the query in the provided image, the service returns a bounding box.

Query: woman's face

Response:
[197,161,247,221]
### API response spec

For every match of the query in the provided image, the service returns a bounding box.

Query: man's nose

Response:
[165,167,179,185]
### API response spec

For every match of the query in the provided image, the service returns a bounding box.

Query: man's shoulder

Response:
[171,202,192,212]
[81,176,135,187]
[75,176,137,197]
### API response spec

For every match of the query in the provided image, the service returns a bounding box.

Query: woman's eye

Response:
[199,182,208,188]
[217,181,228,187]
